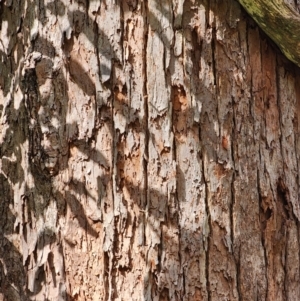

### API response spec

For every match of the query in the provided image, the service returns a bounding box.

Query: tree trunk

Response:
[237,0,300,67]
[1,0,300,300]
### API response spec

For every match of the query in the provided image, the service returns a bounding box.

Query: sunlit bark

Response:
[1,0,300,300]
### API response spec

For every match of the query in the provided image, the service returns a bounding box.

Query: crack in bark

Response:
[202,157,211,301]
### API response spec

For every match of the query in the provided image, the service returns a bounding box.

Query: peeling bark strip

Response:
[1,0,300,300]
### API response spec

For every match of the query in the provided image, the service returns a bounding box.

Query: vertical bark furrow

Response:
[1,0,300,300]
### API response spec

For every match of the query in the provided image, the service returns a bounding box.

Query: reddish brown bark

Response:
[1,0,300,300]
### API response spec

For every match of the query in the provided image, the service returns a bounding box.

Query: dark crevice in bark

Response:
[230,173,240,300]
[275,59,285,175]
[294,86,300,203]
[211,29,217,88]
[297,220,300,297]
[93,10,100,135]
[207,5,216,297]
[103,251,110,301]
[111,216,119,300]
[204,0,209,31]
[143,0,149,249]
[0,1,5,31]
[276,178,290,300]
[202,157,211,301]
[195,42,210,297]
[23,68,46,180]
[162,46,167,85]
[276,63,299,218]
[157,226,163,273]
[275,60,296,223]
[257,168,269,301]
[172,87,183,298]
[143,1,151,299]
[230,96,240,300]
[109,60,117,300]
[17,16,23,34]
[86,0,90,20]
[170,0,175,30]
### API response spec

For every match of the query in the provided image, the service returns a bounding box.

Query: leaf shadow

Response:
[0,0,216,300]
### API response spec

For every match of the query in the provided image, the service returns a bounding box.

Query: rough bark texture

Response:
[1,0,300,300]
[237,0,300,67]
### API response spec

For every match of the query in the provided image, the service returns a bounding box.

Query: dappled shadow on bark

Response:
[0,0,200,295]
[0,0,242,300]
[0,174,27,300]
[2,0,300,300]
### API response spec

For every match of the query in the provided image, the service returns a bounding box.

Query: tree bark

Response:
[237,0,300,67]
[1,0,300,300]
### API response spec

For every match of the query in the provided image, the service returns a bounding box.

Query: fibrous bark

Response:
[1,0,300,300]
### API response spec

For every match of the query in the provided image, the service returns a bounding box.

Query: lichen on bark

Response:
[237,0,300,66]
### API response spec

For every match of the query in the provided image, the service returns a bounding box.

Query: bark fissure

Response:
[257,168,269,300]
[1,0,300,300]
[143,0,149,251]
[202,157,211,301]
[230,97,239,300]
